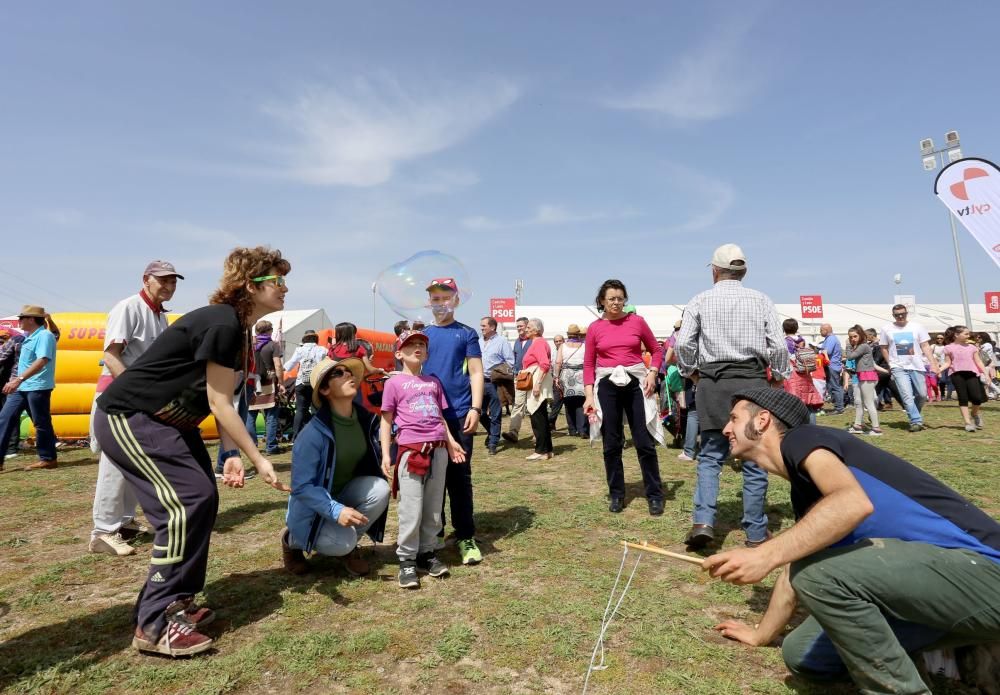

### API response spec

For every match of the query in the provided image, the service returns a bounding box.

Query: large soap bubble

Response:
[376,250,472,323]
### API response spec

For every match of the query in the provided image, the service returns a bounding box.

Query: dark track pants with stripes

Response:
[93,408,219,640]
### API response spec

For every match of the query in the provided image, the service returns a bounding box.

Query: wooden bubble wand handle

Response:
[621,541,704,566]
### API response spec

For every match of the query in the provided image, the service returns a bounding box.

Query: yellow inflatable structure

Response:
[22,312,221,439]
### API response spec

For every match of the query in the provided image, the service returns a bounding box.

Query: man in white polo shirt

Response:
[89,260,183,556]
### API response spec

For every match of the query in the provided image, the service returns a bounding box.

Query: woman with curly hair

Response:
[93,246,291,658]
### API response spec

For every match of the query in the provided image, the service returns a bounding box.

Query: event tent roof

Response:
[506,304,1000,343]
[257,309,333,348]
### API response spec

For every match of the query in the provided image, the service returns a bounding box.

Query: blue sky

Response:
[3,2,999,328]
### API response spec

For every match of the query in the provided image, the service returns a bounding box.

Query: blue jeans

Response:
[0,389,56,461]
[683,409,699,458]
[890,367,927,425]
[826,368,844,412]
[288,476,390,557]
[482,381,502,449]
[693,429,768,542]
[264,405,281,452]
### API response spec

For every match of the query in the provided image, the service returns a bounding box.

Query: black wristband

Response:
[221,449,240,460]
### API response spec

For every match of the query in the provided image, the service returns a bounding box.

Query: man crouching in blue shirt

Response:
[703,387,1000,694]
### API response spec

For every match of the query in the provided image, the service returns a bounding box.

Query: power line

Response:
[1,268,90,310]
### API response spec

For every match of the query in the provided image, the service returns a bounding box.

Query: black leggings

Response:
[950,371,985,407]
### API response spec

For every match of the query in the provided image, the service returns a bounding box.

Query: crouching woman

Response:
[281,357,390,576]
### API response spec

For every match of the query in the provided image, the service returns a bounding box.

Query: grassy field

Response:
[1,400,997,694]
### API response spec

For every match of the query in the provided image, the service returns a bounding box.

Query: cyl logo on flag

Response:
[934,158,1000,269]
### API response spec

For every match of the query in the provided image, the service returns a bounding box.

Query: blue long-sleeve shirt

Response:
[480,333,514,374]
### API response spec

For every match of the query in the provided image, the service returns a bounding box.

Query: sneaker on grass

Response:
[89,532,135,557]
[398,560,419,589]
[457,538,482,565]
[119,519,149,540]
[416,552,449,577]
[974,414,984,429]
[133,621,213,657]
[847,425,866,434]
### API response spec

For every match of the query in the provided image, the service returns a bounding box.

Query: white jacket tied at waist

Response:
[589,364,664,446]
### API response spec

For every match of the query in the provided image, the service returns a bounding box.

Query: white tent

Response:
[257,309,333,350]
[509,304,1000,345]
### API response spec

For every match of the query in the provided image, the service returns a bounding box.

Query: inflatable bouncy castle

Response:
[15,313,394,440]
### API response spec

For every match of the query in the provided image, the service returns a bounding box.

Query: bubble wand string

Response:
[582,542,703,694]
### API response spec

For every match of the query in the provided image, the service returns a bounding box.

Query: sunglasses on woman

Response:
[252,274,287,287]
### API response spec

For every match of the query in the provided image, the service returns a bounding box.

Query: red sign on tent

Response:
[987,292,1000,314]
[490,298,516,322]
[800,295,824,319]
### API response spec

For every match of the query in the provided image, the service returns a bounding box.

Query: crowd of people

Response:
[1,243,998,693]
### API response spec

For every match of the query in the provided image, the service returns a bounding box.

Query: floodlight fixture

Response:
[945,130,960,148]
[922,155,937,171]
[947,147,963,163]
[919,138,934,155]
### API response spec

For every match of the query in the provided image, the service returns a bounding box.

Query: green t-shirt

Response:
[331,409,367,495]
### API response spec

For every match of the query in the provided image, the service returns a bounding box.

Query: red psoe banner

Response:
[490,297,516,322]
[934,157,1000,269]
[800,295,824,319]
[986,292,1000,314]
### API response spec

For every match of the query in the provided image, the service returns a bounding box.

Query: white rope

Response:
[582,545,643,694]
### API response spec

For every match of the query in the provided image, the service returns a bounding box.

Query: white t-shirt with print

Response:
[879,320,930,372]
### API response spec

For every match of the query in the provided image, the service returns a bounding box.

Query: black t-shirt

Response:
[781,425,1000,563]
[257,341,280,385]
[98,304,246,430]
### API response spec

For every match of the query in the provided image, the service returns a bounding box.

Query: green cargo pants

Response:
[781,538,1000,695]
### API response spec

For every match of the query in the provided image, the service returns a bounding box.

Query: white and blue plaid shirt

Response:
[676,280,790,378]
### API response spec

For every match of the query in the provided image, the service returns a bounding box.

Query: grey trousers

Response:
[91,451,140,539]
[507,387,528,436]
[852,380,880,429]
[395,447,448,561]
[292,476,390,558]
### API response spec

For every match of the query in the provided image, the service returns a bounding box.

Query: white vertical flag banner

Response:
[934,157,1000,270]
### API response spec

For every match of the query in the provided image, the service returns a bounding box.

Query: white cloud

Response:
[461,204,637,230]
[606,16,765,121]
[261,74,520,187]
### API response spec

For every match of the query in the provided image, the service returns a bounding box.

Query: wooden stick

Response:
[621,541,705,566]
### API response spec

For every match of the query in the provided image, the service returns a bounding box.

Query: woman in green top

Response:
[281,357,390,576]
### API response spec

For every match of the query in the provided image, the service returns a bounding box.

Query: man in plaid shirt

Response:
[676,244,790,550]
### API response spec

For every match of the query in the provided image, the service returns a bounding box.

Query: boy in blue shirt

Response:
[421,278,485,565]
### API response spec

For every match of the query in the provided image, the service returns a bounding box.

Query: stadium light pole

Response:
[919,131,974,328]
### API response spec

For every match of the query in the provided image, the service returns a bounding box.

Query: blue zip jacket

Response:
[285,404,387,553]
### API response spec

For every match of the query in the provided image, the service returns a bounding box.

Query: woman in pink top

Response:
[940,325,988,432]
[521,318,553,460]
[582,279,664,515]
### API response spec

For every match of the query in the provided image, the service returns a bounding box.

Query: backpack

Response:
[794,345,818,374]
[979,344,994,368]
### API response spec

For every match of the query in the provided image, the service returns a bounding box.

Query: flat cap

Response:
[732,387,809,429]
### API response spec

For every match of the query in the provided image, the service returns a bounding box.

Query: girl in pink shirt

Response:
[940,325,987,432]
[582,279,664,516]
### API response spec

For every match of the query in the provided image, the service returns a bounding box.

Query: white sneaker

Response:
[89,532,135,556]
[677,453,695,461]
[4,453,18,460]
[974,415,984,429]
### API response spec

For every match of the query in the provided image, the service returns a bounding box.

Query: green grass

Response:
[0,401,997,693]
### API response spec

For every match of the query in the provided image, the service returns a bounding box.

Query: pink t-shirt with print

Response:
[380,373,449,445]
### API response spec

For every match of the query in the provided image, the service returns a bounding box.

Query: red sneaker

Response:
[176,597,215,628]
[132,621,213,657]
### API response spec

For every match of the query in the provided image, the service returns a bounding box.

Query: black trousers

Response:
[443,418,475,540]
[93,409,218,640]
[950,371,986,407]
[597,375,663,500]
[563,395,587,435]
[292,383,314,437]
[529,401,553,454]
